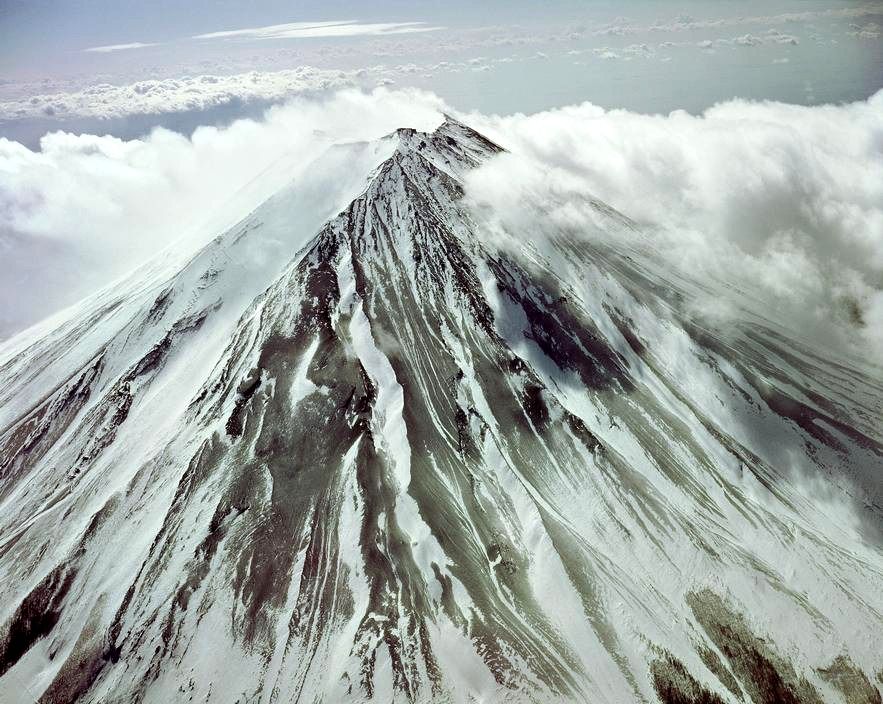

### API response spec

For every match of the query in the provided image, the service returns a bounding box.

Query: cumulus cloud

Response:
[763,28,800,44]
[84,42,160,53]
[719,29,800,47]
[593,48,620,59]
[464,91,883,354]
[3,86,883,359]
[848,22,881,39]
[732,34,764,46]
[622,43,653,57]
[192,20,441,41]
[0,88,444,338]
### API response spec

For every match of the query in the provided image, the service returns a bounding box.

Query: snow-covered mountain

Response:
[1,117,881,704]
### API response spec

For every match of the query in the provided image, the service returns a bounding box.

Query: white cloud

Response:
[593,48,619,60]
[763,28,800,44]
[84,42,160,53]
[192,20,441,41]
[732,34,763,46]
[0,88,444,338]
[4,86,883,358]
[596,6,882,36]
[463,90,883,354]
[721,29,799,47]
[623,43,653,57]
[656,29,803,52]
[0,67,365,120]
[848,22,881,39]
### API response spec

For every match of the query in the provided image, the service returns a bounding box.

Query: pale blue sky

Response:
[0,1,880,144]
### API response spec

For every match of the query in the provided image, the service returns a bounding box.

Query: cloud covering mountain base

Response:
[2,87,881,359]
[463,91,883,355]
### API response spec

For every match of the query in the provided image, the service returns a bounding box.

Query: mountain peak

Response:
[1,112,881,704]
[386,114,504,179]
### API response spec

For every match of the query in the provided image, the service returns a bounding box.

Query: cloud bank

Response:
[594,5,882,36]
[2,87,882,360]
[0,67,360,121]
[464,90,883,354]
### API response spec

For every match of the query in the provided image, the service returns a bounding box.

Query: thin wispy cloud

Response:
[193,20,442,41]
[84,42,159,53]
[466,88,883,353]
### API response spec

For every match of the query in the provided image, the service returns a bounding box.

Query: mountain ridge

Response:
[0,116,881,704]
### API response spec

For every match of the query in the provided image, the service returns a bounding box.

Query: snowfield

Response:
[0,117,881,704]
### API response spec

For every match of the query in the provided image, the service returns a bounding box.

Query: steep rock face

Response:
[0,118,881,704]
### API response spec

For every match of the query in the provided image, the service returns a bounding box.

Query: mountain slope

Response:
[0,117,881,704]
